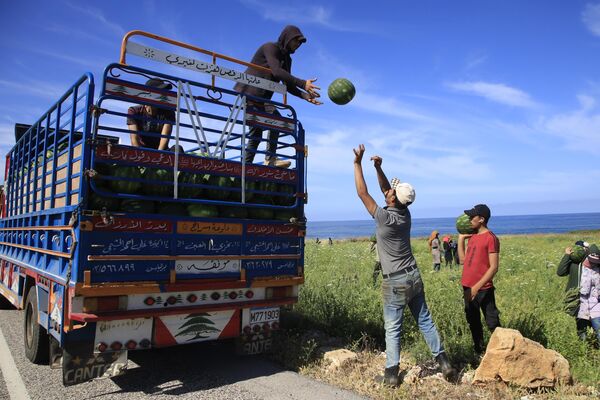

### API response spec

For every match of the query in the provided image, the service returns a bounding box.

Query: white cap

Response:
[390,177,415,206]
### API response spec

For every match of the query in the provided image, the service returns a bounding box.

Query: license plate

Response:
[249,307,279,324]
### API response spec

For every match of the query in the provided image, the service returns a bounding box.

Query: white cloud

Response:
[539,93,600,150]
[351,92,436,122]
[0,79,65,100]
[239,0,373,33]
[447,81,539,108]
[582,2,600,37]
[63,1,125,37]
[464,52,488,70]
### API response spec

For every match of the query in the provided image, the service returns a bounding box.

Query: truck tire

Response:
[24,287,49,364]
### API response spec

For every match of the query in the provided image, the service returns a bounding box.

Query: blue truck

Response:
[0,31,307,386]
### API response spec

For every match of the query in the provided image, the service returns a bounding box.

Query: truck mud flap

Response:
[62,342,127,386]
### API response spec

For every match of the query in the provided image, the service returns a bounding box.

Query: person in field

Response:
[353,144,457,386]
[558,243,600,345]
[457,204,501,356]
[235,25,321,168]
[428,230,442,271]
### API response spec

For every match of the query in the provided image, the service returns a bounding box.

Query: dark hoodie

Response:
[234,25,307,101]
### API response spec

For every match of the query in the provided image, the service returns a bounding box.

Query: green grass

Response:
[291,230,600,386]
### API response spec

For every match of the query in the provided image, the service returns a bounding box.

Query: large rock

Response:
[473,328,571,388]
[323,349,358,372]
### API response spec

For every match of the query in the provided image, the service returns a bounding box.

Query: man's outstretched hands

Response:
[353,144,365,164]
[370,155,382,168]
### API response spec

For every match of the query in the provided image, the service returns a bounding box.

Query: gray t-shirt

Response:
[374,206,417,275]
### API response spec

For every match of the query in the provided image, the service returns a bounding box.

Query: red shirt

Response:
[462,231,500,289]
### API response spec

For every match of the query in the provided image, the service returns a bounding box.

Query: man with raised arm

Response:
[235,25,321,168]
[353,144,456,386]
[457,204,501,356]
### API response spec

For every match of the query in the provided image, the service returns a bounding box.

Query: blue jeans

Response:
[591,317,600,342]
[382,268,444,368]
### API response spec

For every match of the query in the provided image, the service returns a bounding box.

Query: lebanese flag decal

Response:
[219,310,240,339]
[153,317,178,347]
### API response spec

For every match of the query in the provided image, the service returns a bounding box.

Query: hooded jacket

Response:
[234,25,307,101]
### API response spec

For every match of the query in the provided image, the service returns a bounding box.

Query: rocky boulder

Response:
[323,349,358,372]
[473,328,571,388]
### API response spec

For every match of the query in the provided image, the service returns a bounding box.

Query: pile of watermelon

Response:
[89,162,298,221]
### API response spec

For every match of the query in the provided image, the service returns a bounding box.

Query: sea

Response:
[306,212,600,240]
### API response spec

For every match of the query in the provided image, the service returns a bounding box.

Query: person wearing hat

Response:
[234,25,321,168]
[428,230,442,271]
[558,242,599,342]
[578,245,600,345]
[127,79,176,151]
[457,203,501,356]
[353,144,457,386]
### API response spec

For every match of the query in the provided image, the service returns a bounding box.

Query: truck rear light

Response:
[243,325,252,335]
[126,340,137,350]
[139,339,151,348]
[245,290,254,299]
[97,342,108,352]
[271,321,280,330]
[265,286,292,299]
[166,296,177,305]
[144,297,156,306]
[252,325,261,333]
[110,341,123,351]
[262,323,270,332]
[211,292,220,300]
[228,291,238,300]
[83,296,128,313]
[187,294,198,303]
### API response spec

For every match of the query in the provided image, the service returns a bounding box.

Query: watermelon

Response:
[275,209,296,222]
[276,184,296,206]
[178,172,203,199]
[88,193,120,211]
[229,178,256,202]
[93,163,113,189]
[248,207,275,220]
[456,213,476,234]
[157,202,188,216]
[204,174,231,200]
[219,206,248,219]
[255,181,278,205]
[110,166,143,194]
[328,78,356,105]
[187,204,219,218]
[570,245,587,263]
[143,167,174,197]
[120,199,155,214]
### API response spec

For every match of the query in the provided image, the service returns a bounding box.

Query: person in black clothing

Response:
[234,25,321,167]
[443,238,454,267]
[127,79,176,150]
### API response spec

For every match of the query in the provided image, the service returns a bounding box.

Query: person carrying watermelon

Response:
[234,25,322,168]
[457,204,501,357]
[353,144,457,386]
[557,241,597,342]
[127,79,176,151]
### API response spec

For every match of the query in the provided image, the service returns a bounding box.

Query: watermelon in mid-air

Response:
[570,245,587,263]
[456,213,476,234]
[328,78,356,105]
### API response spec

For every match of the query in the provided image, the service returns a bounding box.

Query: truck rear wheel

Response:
[24,287,49,364]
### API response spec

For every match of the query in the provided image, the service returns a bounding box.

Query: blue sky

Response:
[1,1,600,221]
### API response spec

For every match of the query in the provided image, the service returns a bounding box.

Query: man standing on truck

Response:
[235,25,321,168]
[353,144,457,386]
[127,78,175,151]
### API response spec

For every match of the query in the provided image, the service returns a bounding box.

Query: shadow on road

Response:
[105,339,282,396]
